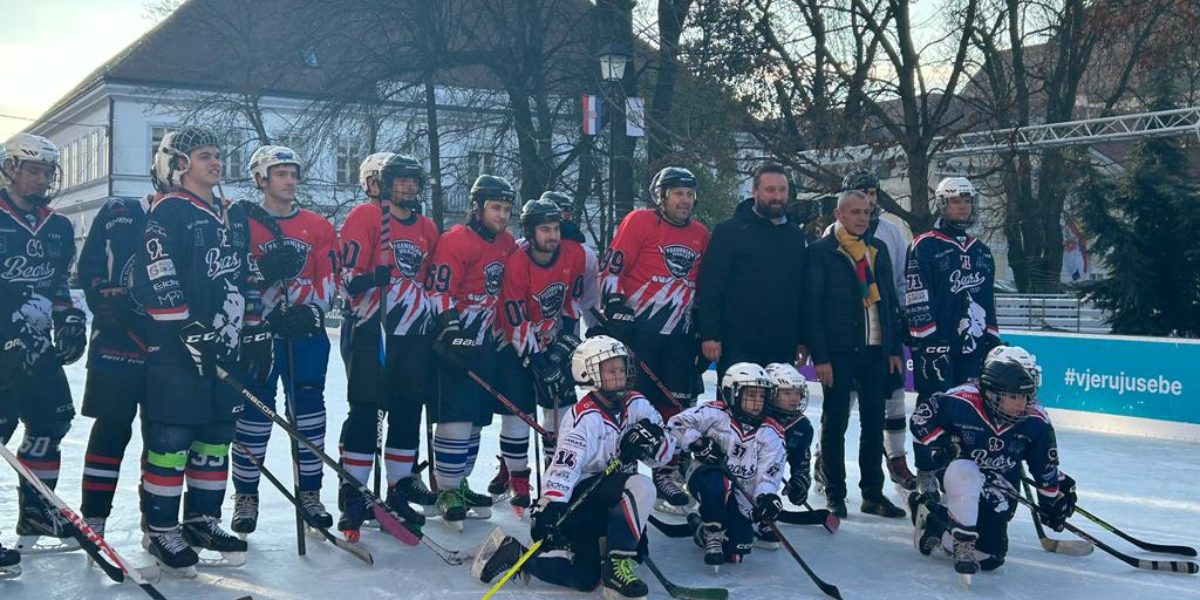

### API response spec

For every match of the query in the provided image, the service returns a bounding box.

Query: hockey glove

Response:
[618,419,665,463]
[915,470,941,506]
[981,332,1003,357]
[283,303,325,338]
[256,244,305,284]
[545,332,581,367]
[785,470,811,506]
[602,293,635,342]
[91,283,134,333]
[240,325,274,385]
[529,498,569,543]
[344,265,393,296]
[53,308,88,365]
[530,353,572,406]
[0,337,29,391]
[1039,473,1078,532]
[433,309,479,367]
[689,436,725,466]
[179,320,219,378]
[753,493,783,523]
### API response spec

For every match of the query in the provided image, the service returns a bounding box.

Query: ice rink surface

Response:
[1,330,1198,599]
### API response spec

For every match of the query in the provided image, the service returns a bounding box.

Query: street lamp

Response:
[598,42,630,239]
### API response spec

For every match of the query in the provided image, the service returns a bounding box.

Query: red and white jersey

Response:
[499,241,588,356]
[561,240,601,328]
[338,202,440,335]
[602,209,709,335]
[427,221,515,343]
[543,391,675,504]
[667,400,786,511]
[249,207,337,318]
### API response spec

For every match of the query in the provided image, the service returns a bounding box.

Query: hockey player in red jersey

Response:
[230,145,338,536]
[601,166,709,513]
[426,175,517,531]
[489,198,586,511]
[336,153,441,539]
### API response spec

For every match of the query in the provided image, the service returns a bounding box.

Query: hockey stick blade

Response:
[645,555,729,600]
[1039,535,1095,556]
[649,515,693,538]
[1074,505,1197,558]
[371,504,420,546]
[779,508,840,534]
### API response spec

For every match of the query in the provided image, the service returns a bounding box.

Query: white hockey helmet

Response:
[151,127,220,193]
[765,362,808,419]
[934,176,977,229]
[571,335,635,399]
[986,345,1041,388]
[2,133,61,205]
[721,362,773,424]
[359,152,395,196]
[249,145,303,188]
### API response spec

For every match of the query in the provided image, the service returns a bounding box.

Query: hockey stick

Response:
[1020,476,1092,556]
[588,308,684,410]
[215,365,473,566]
[481,457,624,599]
[648,514,693,538]
[0,443,169,599]
[232,441,373,565]
[803,501,841,534]
[996,479,1198,574]
[779,507,840,533]
[718,464,843,599]
[373,198,391,500]
[1020,477,1196,557]
[644,555,729,600]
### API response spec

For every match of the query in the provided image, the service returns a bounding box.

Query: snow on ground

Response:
[1,329,1198,599]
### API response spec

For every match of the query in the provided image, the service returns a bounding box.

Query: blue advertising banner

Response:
[996,331,1197,424]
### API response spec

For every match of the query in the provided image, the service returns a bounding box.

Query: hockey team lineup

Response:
[0,130,1197,600]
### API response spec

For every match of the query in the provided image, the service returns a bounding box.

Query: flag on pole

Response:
[626,97,645,137]
[582,94,601,135]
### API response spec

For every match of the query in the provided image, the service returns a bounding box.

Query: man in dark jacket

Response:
[697,163,807,379]
[803,189,905,520]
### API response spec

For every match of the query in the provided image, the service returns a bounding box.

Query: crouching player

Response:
[472,335,673,599]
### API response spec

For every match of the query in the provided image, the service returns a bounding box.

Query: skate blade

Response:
[604,585,648,600]
[654,499,691,516]
[754,540,781,551]
[441,518,465,533]
[467,507,492,519]
[0,565,21,579]
[471,526,508,581]
[491,490,514,504]
[422,505,440,518]
[958,572,972,588]
[148,562,197,579]
[192,548,247,568]
[16,536,81,555]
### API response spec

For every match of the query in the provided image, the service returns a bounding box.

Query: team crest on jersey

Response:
[260,236,311,280]
[660,244,698,279]
[988,436,1004,452]
[391,239,424,280]
[484,261,504,296]
[1,255,53,284]
[535,281,567,321]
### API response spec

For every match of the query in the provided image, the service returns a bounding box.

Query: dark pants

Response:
[687,465,754,558]
[81,368,146,518]
[627,330,697,421]
[819,346,887,500]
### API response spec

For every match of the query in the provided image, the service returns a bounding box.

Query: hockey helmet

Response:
[648,166,697,205]
[358,152,395,196]
[2,133,60,205]
[842,169,879,193]
[470,174,516,212]
[151,127,220,193]
[520,198,562,240]
[986,345,1041,388]
[721,362,773,425]
[934,176,977,229]
[979,357,1036,427]
[378,154,426,209]
[765,362,808,419]
[571,335,635,401]
[248,145,303,189]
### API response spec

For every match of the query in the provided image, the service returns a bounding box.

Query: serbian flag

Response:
[582,94,601,135]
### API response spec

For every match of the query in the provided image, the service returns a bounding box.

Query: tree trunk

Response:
[424,73,446,230]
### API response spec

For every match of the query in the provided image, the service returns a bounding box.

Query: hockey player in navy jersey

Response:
[0,133,86,564]
[490,198,586,512]
[336,153,440,539]
[130,127,274,575]
[601,166,709,512]
[667,363,786,570]
[905,177,1000,404]
[77,193,151,540]
[230,145,336,536]
[909,355,1077,582]
[761,362,813,547]
[426,175,516,531]
[473,335,672,600]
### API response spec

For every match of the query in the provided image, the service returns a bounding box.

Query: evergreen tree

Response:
[1074,83,1200,337]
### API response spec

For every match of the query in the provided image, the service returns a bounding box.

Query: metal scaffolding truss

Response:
[934,106,1200,158]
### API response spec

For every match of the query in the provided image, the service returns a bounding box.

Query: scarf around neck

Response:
[835,225,881,307]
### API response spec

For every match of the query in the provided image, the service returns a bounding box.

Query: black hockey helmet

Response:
[979,358,1036,427]
[842,169,879,192]
[539,190,573,212]
[470,174,516,212]
[520,198,562,239]
[648,166,697,205]
[379,154,426,207]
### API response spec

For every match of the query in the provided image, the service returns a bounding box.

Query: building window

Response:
[467,150,494,183]
[97,130,108,178]
[222,131,244,181]
[336,138,363,185]
[82,135,93,184]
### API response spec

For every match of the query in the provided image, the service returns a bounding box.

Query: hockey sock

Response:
[232,417,271,495]
[17,431,64,511]
[291,381,328,491]
[383,446,416,486]
[82,417,133,518]
[383,409,418,485]
[340,447,374,486]
[607,475,654,553]
[143,448,187,530]
[464,426,482,478]
[184,440,230,518]
[339,403,379,485]
[499,415,530,473]
[433,422,472,490]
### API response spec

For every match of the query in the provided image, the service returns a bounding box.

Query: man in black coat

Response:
[697,164,807,379]
[803,189,905,520]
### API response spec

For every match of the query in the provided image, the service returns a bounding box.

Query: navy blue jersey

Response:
[78,196,149,370]
[131,190,259,367]
[0,190,76,362]
[904,225,998,354]
[910,383,1061,498]
[780,414,814,479]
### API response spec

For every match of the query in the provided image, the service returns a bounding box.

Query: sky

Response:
[0,0,161,139]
